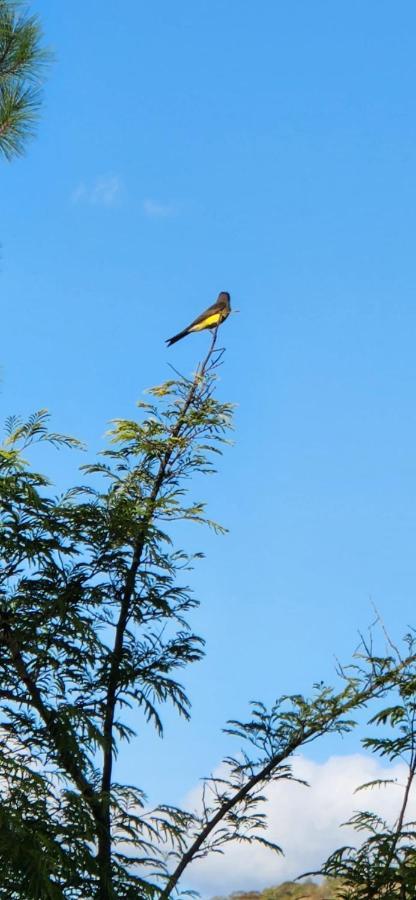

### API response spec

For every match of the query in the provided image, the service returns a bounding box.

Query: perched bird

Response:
[166,291,231,347]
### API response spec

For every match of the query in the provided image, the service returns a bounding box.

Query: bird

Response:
[166,291,231,347]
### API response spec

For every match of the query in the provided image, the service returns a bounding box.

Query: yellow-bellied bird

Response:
[166,291,231,347]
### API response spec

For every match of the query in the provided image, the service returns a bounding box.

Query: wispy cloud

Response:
[183,753,416,898]
[142,198,175,218]
[71,175,123,208]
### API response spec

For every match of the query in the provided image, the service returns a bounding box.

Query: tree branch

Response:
[98,327,221,896]
[159,660,412,899]
[0,613,104,827]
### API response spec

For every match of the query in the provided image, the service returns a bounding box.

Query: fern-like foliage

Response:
[1,339,414,899]
[315,633,416,899]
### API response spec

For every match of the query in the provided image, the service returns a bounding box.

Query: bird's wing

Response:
[187,299,225,329]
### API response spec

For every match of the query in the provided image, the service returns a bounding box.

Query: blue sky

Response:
[2,1,416,893]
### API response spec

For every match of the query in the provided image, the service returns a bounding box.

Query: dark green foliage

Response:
[0,344,232,897]
[0,0,49,159]
[1,342,416,898]
[316,633,416,898]
[158,653,412,900]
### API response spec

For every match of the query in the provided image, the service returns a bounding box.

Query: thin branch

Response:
[371,603,403,663]
[0,612,104,827]
[98,327,221,895]
[394,755,416,842]
[167,363,193,384]
[159,662,409,899]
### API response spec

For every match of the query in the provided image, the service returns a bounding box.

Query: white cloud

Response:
[142,198,175,218]
[182,753,415,898]
[71,175,123,208]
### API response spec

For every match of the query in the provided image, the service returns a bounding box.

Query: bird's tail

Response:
[166,328,189,347]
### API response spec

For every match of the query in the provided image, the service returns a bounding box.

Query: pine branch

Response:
[0,0,50,160]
